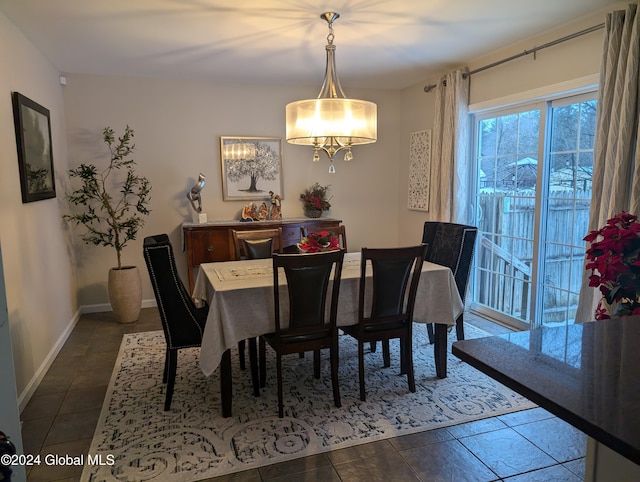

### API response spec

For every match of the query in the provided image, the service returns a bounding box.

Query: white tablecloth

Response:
[193,252,463,377]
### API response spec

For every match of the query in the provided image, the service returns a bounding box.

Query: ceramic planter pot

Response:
[108,266,142,323]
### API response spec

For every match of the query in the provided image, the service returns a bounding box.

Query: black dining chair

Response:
[421,222,478,342]
[231,228,283,395]
[259,250,345,417]
[143,234,208,411]
[342,244,428,401]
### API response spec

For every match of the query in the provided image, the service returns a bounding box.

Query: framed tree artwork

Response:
[12,92,56,203]
[220,136,283,201]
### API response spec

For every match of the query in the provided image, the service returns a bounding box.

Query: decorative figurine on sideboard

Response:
[241,202,257,221]
[257,202,268,221]
[269,191,282,220]
[187,173,207,224]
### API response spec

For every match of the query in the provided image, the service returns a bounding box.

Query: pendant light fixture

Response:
[285,12,377,173]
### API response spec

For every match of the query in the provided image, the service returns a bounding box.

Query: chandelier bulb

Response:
[329,163,336,174]
[344,148,353,161]
[313,150,320,162]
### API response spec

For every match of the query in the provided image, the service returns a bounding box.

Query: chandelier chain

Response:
[327,31,334,44]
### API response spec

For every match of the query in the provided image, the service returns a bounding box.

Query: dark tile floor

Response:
[20,309,587,482]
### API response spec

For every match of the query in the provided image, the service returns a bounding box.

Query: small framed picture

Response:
[12,92,56,203]
[220,136,283,201]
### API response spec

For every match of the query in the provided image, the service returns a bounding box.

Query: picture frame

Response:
[220,136,283,201]
[12,92,56,203]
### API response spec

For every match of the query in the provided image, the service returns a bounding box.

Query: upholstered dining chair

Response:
[421,222,478,342]
[259,250,345,417]
[231,228,283,393]
[232,228,283,261]
[300,225,348,251]
[143,234,208,411]
[342,244,428,401]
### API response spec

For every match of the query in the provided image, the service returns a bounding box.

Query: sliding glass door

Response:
[471,92,597,329]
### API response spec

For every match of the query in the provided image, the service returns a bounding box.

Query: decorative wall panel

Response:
[408,129,431,211]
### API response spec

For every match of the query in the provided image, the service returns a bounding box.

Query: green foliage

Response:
[63,126,151,269]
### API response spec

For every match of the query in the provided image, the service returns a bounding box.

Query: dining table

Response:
[192,251,463,417]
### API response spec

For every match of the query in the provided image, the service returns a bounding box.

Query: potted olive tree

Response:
[64,126,151,323]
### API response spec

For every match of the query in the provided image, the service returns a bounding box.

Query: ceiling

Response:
[0,0,617,90]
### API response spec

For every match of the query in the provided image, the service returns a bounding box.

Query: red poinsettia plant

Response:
[584,211,640,319]
[297,231,340,253]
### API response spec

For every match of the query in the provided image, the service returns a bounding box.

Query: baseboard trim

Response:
[18,308,82,412]
[81,298,157,313]
[18,299,157,412]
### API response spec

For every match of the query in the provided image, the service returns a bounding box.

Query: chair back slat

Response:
[370,257,414,317]
[244,238,276,259]
[284,264,333,327]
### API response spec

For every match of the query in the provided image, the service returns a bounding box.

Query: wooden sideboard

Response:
[182,217,342,293]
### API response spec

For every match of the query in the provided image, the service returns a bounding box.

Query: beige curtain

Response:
[576,2,640,322]
[429,69,470,223]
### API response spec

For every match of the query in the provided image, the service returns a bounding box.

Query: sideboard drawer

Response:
[189,230,228,265]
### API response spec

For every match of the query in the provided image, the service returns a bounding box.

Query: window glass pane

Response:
[542,286,570,326]
[496,156,517,190]
[479,118,497,156]
[579,100,597,150]
[518,110,540,153]
[550,104,578,151]
[496,115,518,156]
[479,158,496,190]
[546,199,575,243]
[576,152,593,196]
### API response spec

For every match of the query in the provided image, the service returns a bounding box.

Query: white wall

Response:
[62,75,402,306]
[396,5,618,243]
[0,11,77,405]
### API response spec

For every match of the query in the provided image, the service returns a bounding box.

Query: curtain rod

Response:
[423,22,605,93]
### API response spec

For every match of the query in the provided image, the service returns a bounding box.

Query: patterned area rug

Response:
[82,324,535,481]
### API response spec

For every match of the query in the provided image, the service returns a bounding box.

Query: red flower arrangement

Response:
[297,231,340,253]
[584,211,640,319]
[300,183,331,212]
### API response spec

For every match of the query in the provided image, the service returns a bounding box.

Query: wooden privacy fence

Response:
[475,190,591,323]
